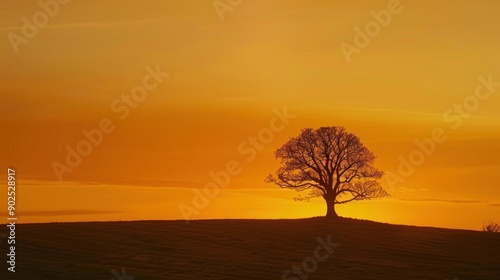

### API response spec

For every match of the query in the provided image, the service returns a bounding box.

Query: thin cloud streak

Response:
[345,107,495,121]
[0,18,166,31]
[398,198,489,204]
[0,210,122,217]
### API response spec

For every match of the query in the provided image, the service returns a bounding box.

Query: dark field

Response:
[2,218,500,280]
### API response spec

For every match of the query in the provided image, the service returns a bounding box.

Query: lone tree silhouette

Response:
[266,126,388,219]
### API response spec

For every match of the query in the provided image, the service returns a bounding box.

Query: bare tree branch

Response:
[266,126,388,218]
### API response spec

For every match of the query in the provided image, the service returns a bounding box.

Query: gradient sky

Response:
[1,0,500,230]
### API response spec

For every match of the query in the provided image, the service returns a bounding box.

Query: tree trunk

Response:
[323,193,339,219]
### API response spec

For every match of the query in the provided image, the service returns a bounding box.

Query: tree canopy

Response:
[267,126,388,218]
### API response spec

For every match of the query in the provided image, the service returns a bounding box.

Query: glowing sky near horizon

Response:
[1,0,500,230]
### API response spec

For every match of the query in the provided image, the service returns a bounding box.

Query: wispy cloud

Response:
[391,187,430,193]
[214,96,268,101]
[0,18,165,31]
[398,198,488,204]
[0,210,122,217]
[1,178,202,188]
[346,107,495,121]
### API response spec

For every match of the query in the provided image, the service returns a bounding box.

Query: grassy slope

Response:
[2,218,500,280]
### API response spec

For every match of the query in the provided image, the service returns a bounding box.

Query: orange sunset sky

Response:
[1,0,500,230]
